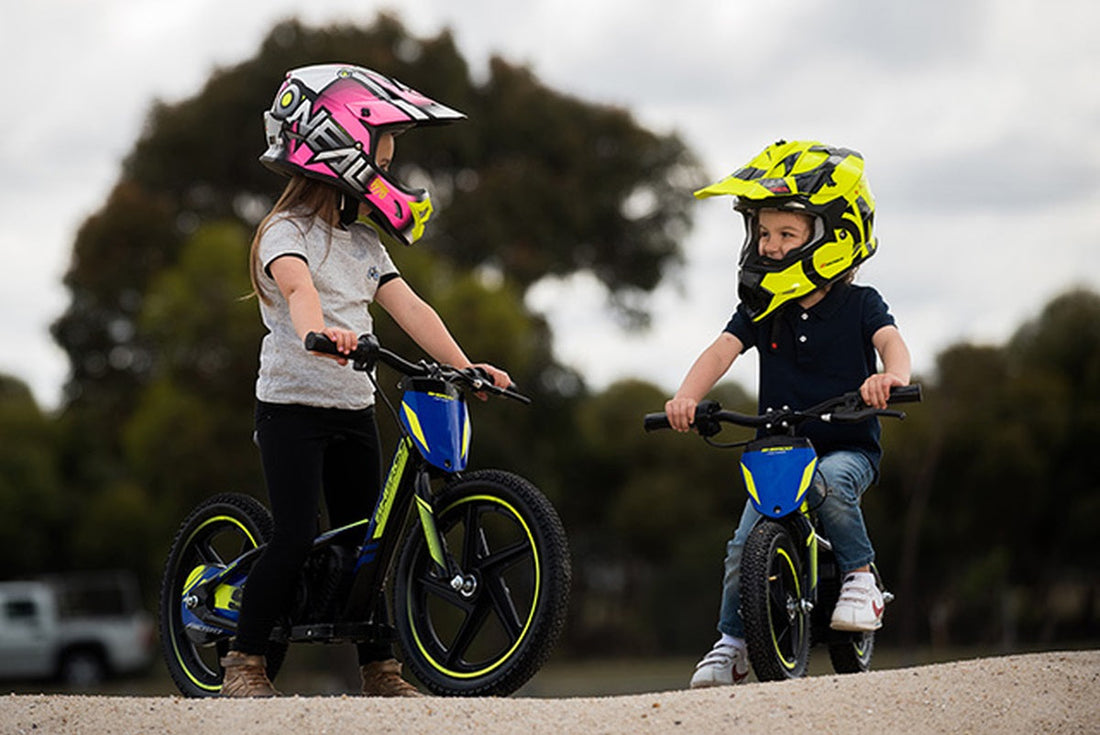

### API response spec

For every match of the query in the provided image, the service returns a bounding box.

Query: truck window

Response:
[3,599,40,624]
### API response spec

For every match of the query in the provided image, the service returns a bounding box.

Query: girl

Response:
[221,64,510,698]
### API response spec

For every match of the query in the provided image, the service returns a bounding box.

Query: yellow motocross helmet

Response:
[695,140,877,322]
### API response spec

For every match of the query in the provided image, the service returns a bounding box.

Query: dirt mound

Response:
[4,650,1096,734]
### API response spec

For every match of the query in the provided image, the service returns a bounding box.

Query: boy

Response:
[664,140,911,687]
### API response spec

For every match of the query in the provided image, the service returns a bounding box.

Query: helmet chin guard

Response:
[260,64,465,245]
[695,140,878,321]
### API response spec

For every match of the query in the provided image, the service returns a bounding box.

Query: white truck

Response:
[0,571,154,686]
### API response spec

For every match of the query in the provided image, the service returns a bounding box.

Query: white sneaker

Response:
[830,572,885,632]
[689,639,750,688]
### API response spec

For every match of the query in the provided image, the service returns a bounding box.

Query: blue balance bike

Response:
[159,334,571,697]
[645,385,920,680]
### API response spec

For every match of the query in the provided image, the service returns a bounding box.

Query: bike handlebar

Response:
[643,384,922,435]
[304,332,531,404]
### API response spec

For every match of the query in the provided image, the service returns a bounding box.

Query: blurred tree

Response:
[0,376,66,577]
[1004,289,1100,641]
[121,221,263,527]
[563,378,753,654]
[872,290,1100,650]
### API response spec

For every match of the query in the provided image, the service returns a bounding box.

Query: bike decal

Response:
[461,411,471,461]
[414,496,446,569]
[369,438,411,542]
[313,517,371,545]
[795,457,817,504]
[213,583,242,616]
[808,533,819,591]
[408,494,540,679]
[402,402,431,454]
[741,464,761,505]
[183,565,213,595]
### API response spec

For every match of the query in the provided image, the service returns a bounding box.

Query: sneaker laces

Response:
[220,653,277,696]
[236,666,273,690]
[361,659,422,697]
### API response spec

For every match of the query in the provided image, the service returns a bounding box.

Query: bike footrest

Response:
[274,621,396,644]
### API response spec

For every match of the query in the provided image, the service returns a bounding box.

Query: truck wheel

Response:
[59,648,107,688]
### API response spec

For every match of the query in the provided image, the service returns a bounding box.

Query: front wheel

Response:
[394,470,571,696]
[741,520,811,681]
[159,492,287,697]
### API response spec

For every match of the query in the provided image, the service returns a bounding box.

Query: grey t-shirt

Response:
[255,213,399,409]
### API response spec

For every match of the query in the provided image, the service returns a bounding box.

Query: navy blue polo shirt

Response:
[724,282,896,469]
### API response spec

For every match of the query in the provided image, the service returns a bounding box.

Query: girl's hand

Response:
[665,396,698,432]
[309,327,359,365]
[473,363,511,389]
[860,372,907,410]
[468,363,511,401]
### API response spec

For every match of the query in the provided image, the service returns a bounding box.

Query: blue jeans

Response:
[717,449,876,638]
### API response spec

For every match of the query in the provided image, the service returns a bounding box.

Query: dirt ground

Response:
[3,650,1097,734]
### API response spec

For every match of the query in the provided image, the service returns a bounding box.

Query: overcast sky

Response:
[4,0,1099,410]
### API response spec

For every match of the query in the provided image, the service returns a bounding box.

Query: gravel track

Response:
[4,650,1096,734]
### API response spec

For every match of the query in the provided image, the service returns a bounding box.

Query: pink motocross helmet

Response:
[260,64,466,245]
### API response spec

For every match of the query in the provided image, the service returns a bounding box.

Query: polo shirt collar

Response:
[800,281,850,320]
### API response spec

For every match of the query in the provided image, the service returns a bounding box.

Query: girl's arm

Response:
[375,277,510,388]
[268,256,358,362]
[862,324,912,409]
[665,331,744,432]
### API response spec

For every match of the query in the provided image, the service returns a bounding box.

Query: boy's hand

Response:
[860,373,907,410]
[665,397,698,432]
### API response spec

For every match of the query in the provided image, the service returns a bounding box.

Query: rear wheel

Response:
[394,470,571,696]
[818,551,876,674]
[159,492,287,697]
[741,520,811,681]
[829,631,875,673]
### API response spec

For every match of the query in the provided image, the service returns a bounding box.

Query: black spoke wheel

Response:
[829,630,875,673]
[394,470,570,696]
[741,520,811,681]
[816,548,876,675]
[159,493,286,697]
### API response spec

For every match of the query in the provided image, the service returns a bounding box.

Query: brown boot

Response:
[360,659,422,697]
[220,650,280,697]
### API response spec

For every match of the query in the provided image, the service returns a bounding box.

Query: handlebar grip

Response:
[304,331,339,355]
[888,384,922,404]
[643,413,671,432]
[304,331,380,366]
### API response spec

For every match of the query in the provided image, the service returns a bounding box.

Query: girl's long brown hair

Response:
[249,175,341,303]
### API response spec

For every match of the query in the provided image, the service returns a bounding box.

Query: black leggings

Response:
[234,401,392,664]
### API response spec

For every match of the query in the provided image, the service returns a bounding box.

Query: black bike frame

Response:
[188,417,455,645]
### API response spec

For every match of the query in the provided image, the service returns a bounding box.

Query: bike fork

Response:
[412,472,474,596]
